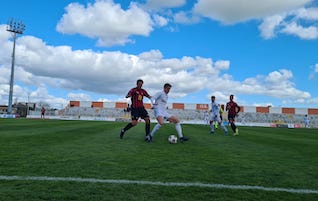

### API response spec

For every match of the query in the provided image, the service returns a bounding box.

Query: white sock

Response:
[210,123,214,132]
[221,123,228,132]
[150,124,161,137]
[175,123,183,138]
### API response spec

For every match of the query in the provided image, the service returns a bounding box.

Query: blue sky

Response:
[1,0,318,109]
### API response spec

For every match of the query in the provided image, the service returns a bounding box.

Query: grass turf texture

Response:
[0,118,317,201]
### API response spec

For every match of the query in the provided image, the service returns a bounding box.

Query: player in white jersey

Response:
[210,96,228,135]
[304,114,310,128]
[147,83,189,143]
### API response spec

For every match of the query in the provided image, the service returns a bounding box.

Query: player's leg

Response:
[149,109,164,140]
[228,115,235,133]
[120,108,138,139]
[150,115,164,139]
[140,108,151,137]
[214,121,218,129]
[216,115,228,135]
[145,116,150,131]
[210,120,215,134]
[120,119,137,139]
[168,115,188,142]
[231,120,237,133]
[228,115,238,135]
[209,115,215,134]
[232,117,238,135]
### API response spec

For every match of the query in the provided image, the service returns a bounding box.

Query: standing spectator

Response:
[148,83,189,143]
[210,96,228,135]
[120,79,152,140]
[41,107,46,119]
[304,114,310,128]
[226,94,240,135]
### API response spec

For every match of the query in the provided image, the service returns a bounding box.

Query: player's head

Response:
[136,79,144,88]
[164,83,171,88]
[211,96,215,102]
[230,94,234,100]
[164,83,172,94]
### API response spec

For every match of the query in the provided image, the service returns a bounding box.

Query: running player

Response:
[226,94,240,135]
[210,96,228,135]
[120,79,152,139]
[147,83,189,143]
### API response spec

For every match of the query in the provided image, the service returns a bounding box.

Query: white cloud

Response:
[281,21,318,39]
[67,92,92,101]
[193,0,311,24]
[0,23,314,107]
[214,60,230,71]
[53,0,318,47]
[258,14,285,39]
[145,0,186,10]
[205,69,311,105]
[259,7,318,40]
[174,11,201,24]
[293,7,318,20]
[56,1,154,47]
[265,69,293,84]
[191,0,318,40]
[152,14,169,27]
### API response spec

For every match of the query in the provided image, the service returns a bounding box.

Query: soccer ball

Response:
[168,135,178,144]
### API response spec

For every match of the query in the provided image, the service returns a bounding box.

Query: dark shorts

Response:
[131,107,149,121]
[228,114,236,122]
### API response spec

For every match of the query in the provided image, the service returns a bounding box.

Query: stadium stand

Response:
[27,101,318,128]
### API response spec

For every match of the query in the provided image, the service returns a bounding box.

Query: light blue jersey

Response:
[211,101,219,116]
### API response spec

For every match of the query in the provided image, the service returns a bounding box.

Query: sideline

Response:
[1,175,318,194]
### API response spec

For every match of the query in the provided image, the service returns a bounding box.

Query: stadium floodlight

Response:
[6,19,25,114]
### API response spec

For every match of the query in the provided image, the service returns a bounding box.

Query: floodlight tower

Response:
[6,19,25,114]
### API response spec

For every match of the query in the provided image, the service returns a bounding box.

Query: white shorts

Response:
[154,109,172,119]
[211,113,221,122]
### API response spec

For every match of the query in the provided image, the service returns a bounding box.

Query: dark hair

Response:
[164,83,172,88]
[211,96,215,98]
[136,79,143,84]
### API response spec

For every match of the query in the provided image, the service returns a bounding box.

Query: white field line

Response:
[1,175,318,194]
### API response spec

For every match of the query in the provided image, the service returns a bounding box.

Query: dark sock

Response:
[145,123,150,136]
[231,123,236,132]
[123,123,133,132]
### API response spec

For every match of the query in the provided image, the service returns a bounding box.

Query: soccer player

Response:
[210,96,228,135]
[147,83,189,143]
[120,79,152,139]
[226,94,240,135]
[304,114,310,128]
[41,107,46,119]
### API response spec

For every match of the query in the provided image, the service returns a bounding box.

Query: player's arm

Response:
[226,103,230,111]
[236,104,241,113]
[146,94,152,100]
[144,90,153,105]
[150,91,161,105]
[126,89,134,98]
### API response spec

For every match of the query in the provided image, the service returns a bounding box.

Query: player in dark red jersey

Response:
[120,79,152,139]
[226,94,240,135]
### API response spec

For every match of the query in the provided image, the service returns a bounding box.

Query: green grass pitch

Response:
[0,118,317,201]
